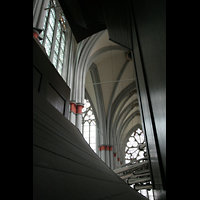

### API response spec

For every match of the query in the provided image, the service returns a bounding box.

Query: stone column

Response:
[113,152,117,169]
[70,102,76,125]
[76,104,84,131]
[109,146,113,170]
[117,157,120,167]
[105,146,110,167]
[99,145,106,163]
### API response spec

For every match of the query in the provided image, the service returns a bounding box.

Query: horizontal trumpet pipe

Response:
[119,172,150,180]
[128,176,151,184]
[113,161,149,174]
[134,184,153,190]
[133,169,150,175]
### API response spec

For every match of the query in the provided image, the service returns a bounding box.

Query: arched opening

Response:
[125,128,146,164]
[81,98,97,153]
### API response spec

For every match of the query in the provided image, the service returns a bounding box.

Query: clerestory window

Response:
[40,0,56,57]
[52,15,66,75]
[40,0,66,76]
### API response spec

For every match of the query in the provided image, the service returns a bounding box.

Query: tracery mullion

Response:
[42,5,51,47]
[89,121,91,144]
[134,135,140,144]
[56,22,62,69]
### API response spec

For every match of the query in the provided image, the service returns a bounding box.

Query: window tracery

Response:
[40,0,66,76]
[125,128,154,199]
[52,20,66,75]
[125,128,147,164]
[82,99,96,152]
[40,1,56,57]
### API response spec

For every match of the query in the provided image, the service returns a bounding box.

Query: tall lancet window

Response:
[40,0,56,57]
[52,15,66,75]
[82,99,96,153]
[40,0,67,76]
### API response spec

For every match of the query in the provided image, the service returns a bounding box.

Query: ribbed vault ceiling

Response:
[85,30,141,145]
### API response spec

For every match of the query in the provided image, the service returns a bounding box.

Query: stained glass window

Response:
[82,99,96,153]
